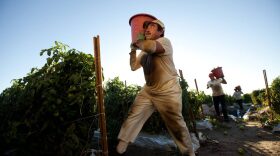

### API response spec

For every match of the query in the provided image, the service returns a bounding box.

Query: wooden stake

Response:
[263,70,271,108]
[94,36,108,156]
[263,69,273,120]
[194,78,199,94]
[179,69,184,79]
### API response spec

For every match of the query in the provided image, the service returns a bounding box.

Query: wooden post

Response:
[194,78,204,118]
[194,78,199,94]
[263,70,271,108]
[179,69,184,79]
[94,36,108,156]
[263,69,273,120]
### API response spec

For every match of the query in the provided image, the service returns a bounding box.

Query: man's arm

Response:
[129,49,142,71]
[221,78,227,84]
[207,82,212,89]
[233,92,237,99]
[133,40,165,54]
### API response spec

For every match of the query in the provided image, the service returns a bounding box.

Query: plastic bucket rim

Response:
[129,13,157,26]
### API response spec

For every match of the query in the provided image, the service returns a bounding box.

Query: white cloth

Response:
[207,78,225,96]
[233,91,243,100]
[130,37,178,91]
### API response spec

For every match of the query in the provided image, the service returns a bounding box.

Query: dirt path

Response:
[197,120,280,156]
[110,119,280,156]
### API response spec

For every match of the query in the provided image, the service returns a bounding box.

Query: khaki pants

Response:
[118,80,194,154]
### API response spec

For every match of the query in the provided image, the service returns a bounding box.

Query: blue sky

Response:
[0,0,279,95]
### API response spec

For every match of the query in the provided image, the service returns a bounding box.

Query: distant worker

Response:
[233,86,244,111]
[207,73,229,122]
[116,17,195,156]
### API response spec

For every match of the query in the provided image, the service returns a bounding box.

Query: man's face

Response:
[209,75,215,80]
[144,23,163,40]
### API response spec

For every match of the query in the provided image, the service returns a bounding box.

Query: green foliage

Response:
[225,94,235,106]
[243,93,252,103]
[271,76,280,114]
[0,41,97,155]
[196,91,212,105]
[251,89,266,105]
[179,76,189,120]
[186,90,202,118]
[104,77,140,145]
[179,77,202,131]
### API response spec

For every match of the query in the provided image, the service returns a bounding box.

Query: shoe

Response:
[116,140,128,154]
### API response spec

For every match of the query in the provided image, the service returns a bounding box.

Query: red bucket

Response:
[211,67,224,78]
[129,13,157,43]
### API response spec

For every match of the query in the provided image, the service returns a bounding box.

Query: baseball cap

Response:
[143,19,165,31]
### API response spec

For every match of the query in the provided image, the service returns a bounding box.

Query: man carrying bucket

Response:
[207,73,229,122]
[233,86,244,111]
[116,16,195,156]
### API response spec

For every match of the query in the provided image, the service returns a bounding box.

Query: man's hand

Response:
[130,33,145,51]
[130,42,138,51]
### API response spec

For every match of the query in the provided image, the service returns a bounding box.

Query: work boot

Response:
[116,140,128,154]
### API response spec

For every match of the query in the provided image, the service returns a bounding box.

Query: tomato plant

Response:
[0,42,97,155]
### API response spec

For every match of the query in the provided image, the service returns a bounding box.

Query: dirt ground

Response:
[110,119,280,156]
[197,120,280,156]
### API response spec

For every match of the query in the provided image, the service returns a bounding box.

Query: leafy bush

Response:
[0,42,97,155]
[196,91,212,106]
[180,77,202,131]
[271,76,280,114]
[104,77,140,145]
[251,89,266,105]
[243,93,252,103]
[225,94,235,106]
